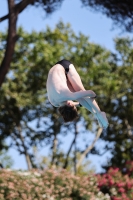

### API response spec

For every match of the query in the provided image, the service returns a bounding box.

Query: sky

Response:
[0,0,132,172]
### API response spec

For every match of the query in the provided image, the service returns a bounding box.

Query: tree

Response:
[80,0,133,32]
[0,149,14,168]
[101,37,133,170]
[1,21,133,171]
[86,36,133,170]
[65,27,133,170]
[0,22,109,171]
[0,0,64,87]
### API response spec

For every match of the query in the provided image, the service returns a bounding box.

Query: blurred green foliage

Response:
[0,21,133,170]
[0,149,13,168]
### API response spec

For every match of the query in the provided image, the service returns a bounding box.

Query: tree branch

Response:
[0,0,17,86]
[0,0,35,22]
[15,0,35,14]
[0,14,9,22]
[0,0,35,87]
[63,122,78,169]
[17,125,33,170]
[76,127,103,170]
[125,119,132,136]
[51,133,58,167]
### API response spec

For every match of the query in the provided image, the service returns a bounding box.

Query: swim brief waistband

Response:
[56,59,72,74]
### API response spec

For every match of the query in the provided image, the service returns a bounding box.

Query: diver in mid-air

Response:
[46,59,108,128]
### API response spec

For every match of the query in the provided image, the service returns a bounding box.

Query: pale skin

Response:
[46,63,109,128]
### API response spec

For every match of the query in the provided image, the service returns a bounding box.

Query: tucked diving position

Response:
[46,59,109,128]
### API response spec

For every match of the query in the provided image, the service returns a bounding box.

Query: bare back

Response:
[46,64,70,107]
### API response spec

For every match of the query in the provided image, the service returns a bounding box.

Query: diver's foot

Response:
[95,111,109,129]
